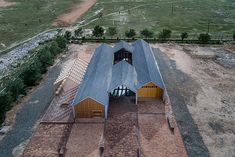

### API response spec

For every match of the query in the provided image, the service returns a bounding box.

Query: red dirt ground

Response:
[53,0,97,27]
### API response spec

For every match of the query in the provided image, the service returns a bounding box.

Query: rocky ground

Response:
[152,44,235,157]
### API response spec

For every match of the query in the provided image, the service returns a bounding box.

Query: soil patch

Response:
[0,0,16,7]
[53,0,97,27]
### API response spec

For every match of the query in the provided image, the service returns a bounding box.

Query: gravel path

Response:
[0,63,61,157]
[153,48,210,157]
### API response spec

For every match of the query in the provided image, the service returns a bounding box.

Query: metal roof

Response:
[108,60,138,93]
[133,39,164,89]
[72,43,113,107]
[113,40,134,53]
[72,40,164,109]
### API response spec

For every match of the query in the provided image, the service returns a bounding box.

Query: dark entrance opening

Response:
[110,85,135,97]
[114,48,132,65]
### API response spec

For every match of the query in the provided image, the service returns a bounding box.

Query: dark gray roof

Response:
[108,60,138,93]
[72,40,164,108]
[113,40,134,53]
[133,39,164,89]
[72,43,113,107]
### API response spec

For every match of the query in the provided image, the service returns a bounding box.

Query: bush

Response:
[55,36,67,50]
[107,27,117,38]
[125,29,136,38]
[0,90,13,123]
[198,33,211,44]
[233,31,235,41]
[158,29,171,40]
[38,46,54,71]
[141,28,154,38]
[64,31,72,40]
[20,59,42,86]
[180,32,188,41]
[93,25,104,37]
[74,28,83,37]
[49,41,60,56]
[6,78,26,101]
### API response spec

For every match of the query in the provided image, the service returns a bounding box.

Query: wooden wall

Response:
[75,98,105,118]
[138,82,163,99]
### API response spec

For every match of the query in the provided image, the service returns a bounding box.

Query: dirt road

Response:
[152,44,235,157]
[0,0,16,7]
[53,0,97,27]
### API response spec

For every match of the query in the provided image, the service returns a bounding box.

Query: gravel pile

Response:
[0,31,58,71]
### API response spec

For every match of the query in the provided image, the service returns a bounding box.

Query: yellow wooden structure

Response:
[138,82,163,99]
[75,98,105,118]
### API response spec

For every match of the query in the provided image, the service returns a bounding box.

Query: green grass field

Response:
[0,0,81,51]
[80,0,235,39]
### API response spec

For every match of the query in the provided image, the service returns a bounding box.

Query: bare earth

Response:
[53,0,97,27]
[152,44,235,157]
[0,0,16,7]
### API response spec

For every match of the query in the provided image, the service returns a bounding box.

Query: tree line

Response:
[70,25,235,44]
[0,35,67,124]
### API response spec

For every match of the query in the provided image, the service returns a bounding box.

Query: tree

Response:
[158,29,172,40]
[125,29,136,38]
[180,32,188,41]
[198,33,211,44]
[55,36,67,50]
[0,90,13,123]
[64,31,72,40]
[233,31,235,41]
[7,78,26,100]
[20,60,42,86]
[107,27,117,38]
[49,41,60,56]
[141,28,154,38]
[92,25,104,37]
[74,28,83,37]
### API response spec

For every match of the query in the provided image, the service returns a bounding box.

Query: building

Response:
[71,39,165,119]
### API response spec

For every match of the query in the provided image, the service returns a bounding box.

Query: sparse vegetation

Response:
[125,29,136,38]
[93,25,104,37]
[141,28,154,38]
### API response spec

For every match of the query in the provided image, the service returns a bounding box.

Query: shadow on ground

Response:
[153,48,210,157]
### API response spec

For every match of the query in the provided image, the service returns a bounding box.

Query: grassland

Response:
[80,0,235,39]
[0,0,81,51]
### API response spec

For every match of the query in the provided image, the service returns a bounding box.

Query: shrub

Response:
[198,33,211,44]
[20,60,42,86]
[49,41,60,56]
[74,28,83,37]
[64,31,72,40]
[141,28,154,38]
[233,31,235,41]
[107,27,117,38]
[180,32,188,41]
[92,25,104,37]
[55,36,67,50]
[158,29,171,40]
[6,78,26,101]
[125,29,136,38]
[0,90,13,123]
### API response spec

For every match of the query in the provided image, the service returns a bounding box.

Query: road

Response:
[0,63,61,157]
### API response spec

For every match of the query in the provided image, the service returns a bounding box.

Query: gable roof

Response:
[108,60,138,93]
[72,44,113,107]
[72,40,165,108]
[133,39,164,89]
[113,40,134,53]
